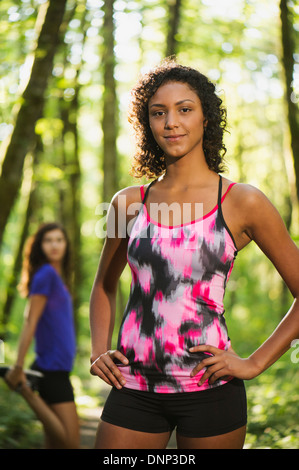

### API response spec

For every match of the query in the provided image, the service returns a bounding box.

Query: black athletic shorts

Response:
[101,378,247,438]
[31,362,75,405]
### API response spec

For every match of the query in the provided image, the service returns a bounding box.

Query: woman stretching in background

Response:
[5,222,79,449]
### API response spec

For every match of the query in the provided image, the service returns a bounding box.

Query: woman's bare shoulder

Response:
[223,177,271,209]
[111,184,144,208]
[226,178,289,242]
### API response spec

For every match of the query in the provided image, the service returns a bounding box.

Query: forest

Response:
[0,0,299,449]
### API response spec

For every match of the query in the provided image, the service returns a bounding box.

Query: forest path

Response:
[79,407,100,449]
[78,380,109,449]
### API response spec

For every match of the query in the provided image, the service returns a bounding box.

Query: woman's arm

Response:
[240,186,299,372]
[5,295,47,389]
[89,235,129,388]
[190,185,299,384]
[89,186,140,389]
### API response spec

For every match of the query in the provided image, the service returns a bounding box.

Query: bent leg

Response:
[47,401,79,449]
[176,424,247,449]
[95,419,171,449]
[20,384,79,449]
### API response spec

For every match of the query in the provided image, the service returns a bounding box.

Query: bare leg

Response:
[45,402,79,449]
[95,420,171,449]
[20,383,79,449]
[176,425,247,449]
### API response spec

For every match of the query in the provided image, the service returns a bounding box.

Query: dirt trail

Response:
[79,407,101,449]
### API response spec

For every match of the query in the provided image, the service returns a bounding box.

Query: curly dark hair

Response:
[18,222,72,297]
[128,58,228,179]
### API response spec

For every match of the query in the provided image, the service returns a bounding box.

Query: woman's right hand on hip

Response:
[90,350,129,389]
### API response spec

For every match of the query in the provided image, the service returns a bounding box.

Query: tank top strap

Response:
[140,180,156,204]
[217,174,223,207]
[217,175,237,205]
[217,175,238,253]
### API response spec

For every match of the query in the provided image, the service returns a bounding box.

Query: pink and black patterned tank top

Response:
[117,176,237,393]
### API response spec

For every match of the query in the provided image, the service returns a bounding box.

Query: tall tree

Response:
[101,0,118,203]
[100,0,125,330]
[0,0,67,247]
[165,0,182,57]
[0,152,38,339]
[280,0,299,203]
[58,7,88,332]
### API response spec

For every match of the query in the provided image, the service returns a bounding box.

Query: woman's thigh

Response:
[49,401,80,448]
[176,424,247,449]
[95,420,171,449]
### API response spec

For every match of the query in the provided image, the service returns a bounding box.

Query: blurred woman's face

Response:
[41,229,67,263]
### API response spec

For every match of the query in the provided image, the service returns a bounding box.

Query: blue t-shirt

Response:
[29,264,76,371]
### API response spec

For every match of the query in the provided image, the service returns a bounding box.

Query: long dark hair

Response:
[129,58,227,179]
[18,222,72,297]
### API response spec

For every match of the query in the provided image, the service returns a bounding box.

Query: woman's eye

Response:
[151,108,191,117]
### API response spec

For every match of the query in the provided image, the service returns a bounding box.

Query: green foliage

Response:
[245,356,299,449]
[0,381,43,449]
[0,0,298,449]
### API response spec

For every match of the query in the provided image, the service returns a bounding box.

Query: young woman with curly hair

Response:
[128,59,227,179]
[90,59,299,449]
[5,223,79,449]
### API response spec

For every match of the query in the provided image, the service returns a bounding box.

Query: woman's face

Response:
[148,81,206,160]
[41,229,67,264]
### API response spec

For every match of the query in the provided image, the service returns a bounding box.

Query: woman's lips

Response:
[164,134,185,142]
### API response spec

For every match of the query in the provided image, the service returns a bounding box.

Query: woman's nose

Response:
[165,111,179,129]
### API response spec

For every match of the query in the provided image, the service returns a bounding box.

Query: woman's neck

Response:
[161,156,217,190]
[50,261,62,275]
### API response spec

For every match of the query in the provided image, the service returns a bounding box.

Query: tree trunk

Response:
[58,8,88,334]
[61,88,82,334]
[165,0,182,57]
[1,188,35,339]
[0,147,39,339]
[101,0,124,333]
[0,0,67,247]
[280,0,299,202]
[101,0,118,203]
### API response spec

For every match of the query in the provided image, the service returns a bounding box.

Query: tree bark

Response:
[57,6,87,335]
[101,0,118,203]
[280,0,299,202]
[0,158,37,339]
[165,0,182,57]
[0,0,67,246]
